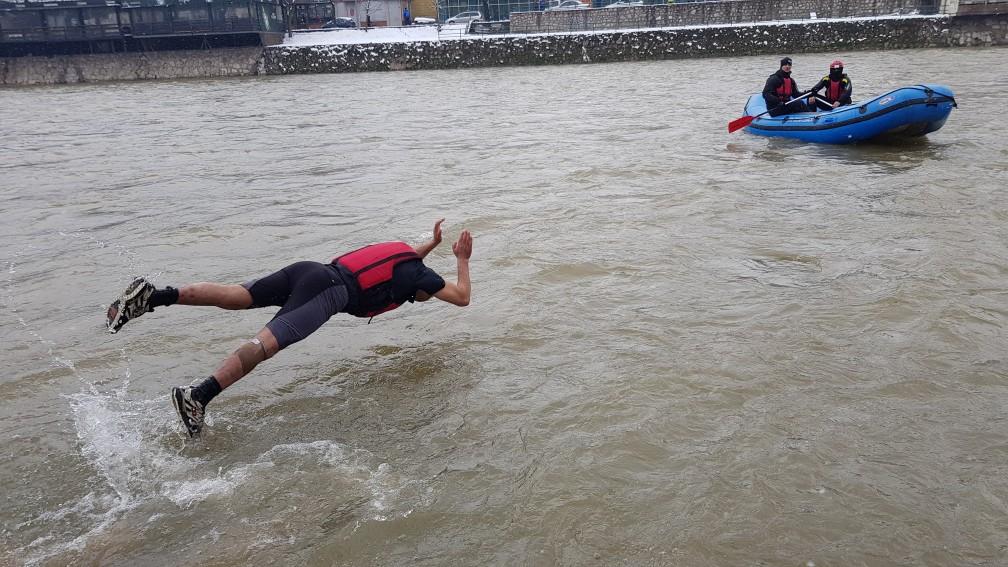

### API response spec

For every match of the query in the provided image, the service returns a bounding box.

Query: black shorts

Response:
[242,261,349,350]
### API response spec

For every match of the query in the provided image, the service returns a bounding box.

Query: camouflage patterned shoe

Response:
[106,277,155,334]
[171,384,206,438]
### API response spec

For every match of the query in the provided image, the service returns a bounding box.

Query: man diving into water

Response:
[105,219,472,437]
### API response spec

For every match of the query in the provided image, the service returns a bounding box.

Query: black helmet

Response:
[780,57,793,67]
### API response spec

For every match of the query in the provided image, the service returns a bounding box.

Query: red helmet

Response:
[830,59,844,69]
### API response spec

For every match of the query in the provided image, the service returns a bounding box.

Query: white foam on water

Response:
[227,441,432,522]
[21,493,131,567]
[18,491,119,528]
[17,392,201,566]
[163,461,272,508]
[368,463,398,520]
[159,439,433,531]
[21,391,435,564]
[365,461,435,522]
[69,393,190,502]
[263,438,352,465]
[7,233,242,565]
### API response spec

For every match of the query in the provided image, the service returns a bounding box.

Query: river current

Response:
[1,47,1006,566]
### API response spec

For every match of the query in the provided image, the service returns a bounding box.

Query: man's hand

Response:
[432,218,444,247]
[832,101,840,108]
[433,229,472,307]
[452,230,472,260]
[414,218,446,259]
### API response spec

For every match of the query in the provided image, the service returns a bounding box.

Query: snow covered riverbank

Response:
[281,23,471,46]
[281,14,942,47]
[262,14,1005,78]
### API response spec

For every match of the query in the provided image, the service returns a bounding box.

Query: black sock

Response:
[149,287,179,308]
[191,376,222,406]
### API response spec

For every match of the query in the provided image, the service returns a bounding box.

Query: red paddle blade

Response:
[728,115,754,133]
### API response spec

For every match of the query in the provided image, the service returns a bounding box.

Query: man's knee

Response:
[234,337,270,373]
[226,285,254,310]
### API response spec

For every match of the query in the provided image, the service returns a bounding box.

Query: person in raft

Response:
[105,219,473,437]
[809,59,853,111]
[762,57,814,117]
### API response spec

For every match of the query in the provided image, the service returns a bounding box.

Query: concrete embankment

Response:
[1,14,1005,85]
[0,47,264,86]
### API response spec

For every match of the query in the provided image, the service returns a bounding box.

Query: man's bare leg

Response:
[108,280,254,333]
[172,327,281,437]
[210,327,281,389]
[177,283,253,310]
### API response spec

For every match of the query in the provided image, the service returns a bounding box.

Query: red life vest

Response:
[775,76,794,99]
[333,241,420,318]
[822,75,848,102]
[828,80,842,101]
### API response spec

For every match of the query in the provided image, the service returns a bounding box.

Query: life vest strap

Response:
[351,251,420,277]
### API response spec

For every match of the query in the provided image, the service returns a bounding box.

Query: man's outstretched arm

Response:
[413,218,445,259]
[433,230,472,306]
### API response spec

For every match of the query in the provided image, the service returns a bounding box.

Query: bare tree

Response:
[357,0,377,26]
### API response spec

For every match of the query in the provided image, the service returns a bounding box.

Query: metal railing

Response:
[128,18,258,36]
[1,23,122,42]
[0,0,285,45]
[510,0,945,34]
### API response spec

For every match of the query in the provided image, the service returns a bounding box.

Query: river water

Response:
[1,47,1006,566]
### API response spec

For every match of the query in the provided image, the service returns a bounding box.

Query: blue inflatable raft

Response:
[741,84,957,144]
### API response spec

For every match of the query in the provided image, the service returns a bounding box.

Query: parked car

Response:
[546,0,590,10]
[604,0,642,6]
[412,16,436,24]
[322,17,357,28]
[445,10,483,24]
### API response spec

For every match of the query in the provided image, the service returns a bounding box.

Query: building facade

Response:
[292,0,410,27]
[0,0,285,56]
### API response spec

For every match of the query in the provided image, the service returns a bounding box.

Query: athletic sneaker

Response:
[171,385,206,437]
[106,277,155,333]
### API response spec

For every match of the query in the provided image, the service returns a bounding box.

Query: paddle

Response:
[728,92,812,133]
[813,94,843,110]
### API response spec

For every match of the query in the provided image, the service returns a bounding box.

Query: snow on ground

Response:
[280,13,944,47]
[281,24,470,46]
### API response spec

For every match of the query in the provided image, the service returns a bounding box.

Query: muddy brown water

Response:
[1,47,1006,566]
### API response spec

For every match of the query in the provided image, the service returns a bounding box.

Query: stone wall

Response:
[512,0,938,34]
[260,15,1006,75]
[0,47,264,86]
[947,12,1008,41]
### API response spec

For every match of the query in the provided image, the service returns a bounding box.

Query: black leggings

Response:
[768,99,814,116]
[242,261,349,350]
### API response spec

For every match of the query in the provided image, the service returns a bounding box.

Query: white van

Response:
[445,11,483,24]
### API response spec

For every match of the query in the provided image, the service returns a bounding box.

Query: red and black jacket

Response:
[762,69,801,109]
[333,241,420,317]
